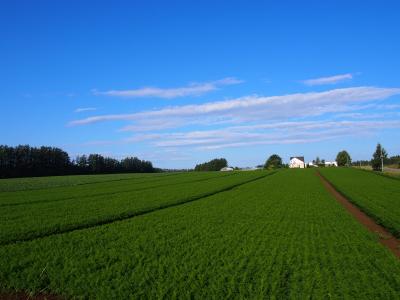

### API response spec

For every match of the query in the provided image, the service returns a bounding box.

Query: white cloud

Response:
[92,77,243,99]
[69,86,400,127]
[302,73,353,86]
[74,107,97,113]
[127,120,400,150]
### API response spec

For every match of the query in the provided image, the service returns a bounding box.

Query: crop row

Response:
[1,170,399,298]
[0,172,162,192]
[0,171,233,206]
[319,168,400,237]
[0,171,268,245]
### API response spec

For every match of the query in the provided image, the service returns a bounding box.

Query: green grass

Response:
[0,173,166,192]
[0,171,268,245]
[319,167,400,237]
[1,169,400,299]
[0,171,229,206]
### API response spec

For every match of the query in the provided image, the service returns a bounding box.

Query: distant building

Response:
[307,162,318,167]
[324,161,338,167]
[220,167,234,171]
[289,157,305,168]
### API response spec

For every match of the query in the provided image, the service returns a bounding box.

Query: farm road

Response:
[316,171,400,258]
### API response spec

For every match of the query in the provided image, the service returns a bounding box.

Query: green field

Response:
[1,169,400,298]
[0,173,164,192]
[319,168,400,237]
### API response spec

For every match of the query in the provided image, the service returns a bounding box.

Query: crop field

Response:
[1,169,400,298]
[319,168,400,237]
[0,173,164,192]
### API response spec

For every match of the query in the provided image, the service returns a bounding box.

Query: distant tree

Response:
[386,155,400,167]
[0,145,70,178]
[264,154,283,169]
[315,157,321,164]
[194,158,227,171]
[0,144,155,178]
[351,160,370,167]
[88,154,105,173]
[372,143,388,171]
[336,150,351,167]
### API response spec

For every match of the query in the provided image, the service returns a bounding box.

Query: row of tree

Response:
[0,145,155,178]
[352,143,399,171]
[262,143,397,172]
[194,158,228,171]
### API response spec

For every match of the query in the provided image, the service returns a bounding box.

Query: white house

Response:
[289,156,305,168]
[324,161,338,167]
[220,167,234,171]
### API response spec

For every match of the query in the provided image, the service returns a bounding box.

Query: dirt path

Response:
[316,171,400,259]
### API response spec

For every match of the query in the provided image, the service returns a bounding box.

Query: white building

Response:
[324,161,338,167]
[289,157,305,168]
[220,167,234,171]
[307,162,318,167]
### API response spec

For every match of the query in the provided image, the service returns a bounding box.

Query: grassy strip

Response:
[0,173,166,192]
[353,167,400,181]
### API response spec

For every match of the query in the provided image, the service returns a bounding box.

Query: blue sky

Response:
[1,1,399,168]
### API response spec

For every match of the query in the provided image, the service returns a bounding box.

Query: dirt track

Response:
[316,171,400,258]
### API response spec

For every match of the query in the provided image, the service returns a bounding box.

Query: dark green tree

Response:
[264,154,283,169]
[372,143,387,171]
[0,144,155,178]
[194,158,228,171]
[336,150,351,167]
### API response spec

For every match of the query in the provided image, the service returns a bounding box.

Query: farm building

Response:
[325,161,338,167]
[220,167,234,171]
[289,157,305,168]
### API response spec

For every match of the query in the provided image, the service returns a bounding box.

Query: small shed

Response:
[220,167,234,171]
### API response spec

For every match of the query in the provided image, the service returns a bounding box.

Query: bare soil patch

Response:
[316,171,400,258]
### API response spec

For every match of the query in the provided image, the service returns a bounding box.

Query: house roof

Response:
[290,156,305,162]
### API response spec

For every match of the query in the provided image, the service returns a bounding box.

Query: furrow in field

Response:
[318,167,400,238]
[316,171,400,258]
[0,172,274,246]
[0,172,237,207]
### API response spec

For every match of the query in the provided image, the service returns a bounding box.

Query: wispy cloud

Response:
[92,77,243,99]
[69,86,400,127]
[127,120,400,150]
[84,119,400,152]
[302,73,353,86]
[74,107,97,113]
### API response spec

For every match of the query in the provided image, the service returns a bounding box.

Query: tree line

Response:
[262,143,398,172]
[194,158,228,171]
[352,143,399,171]
[0,145,155,178]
